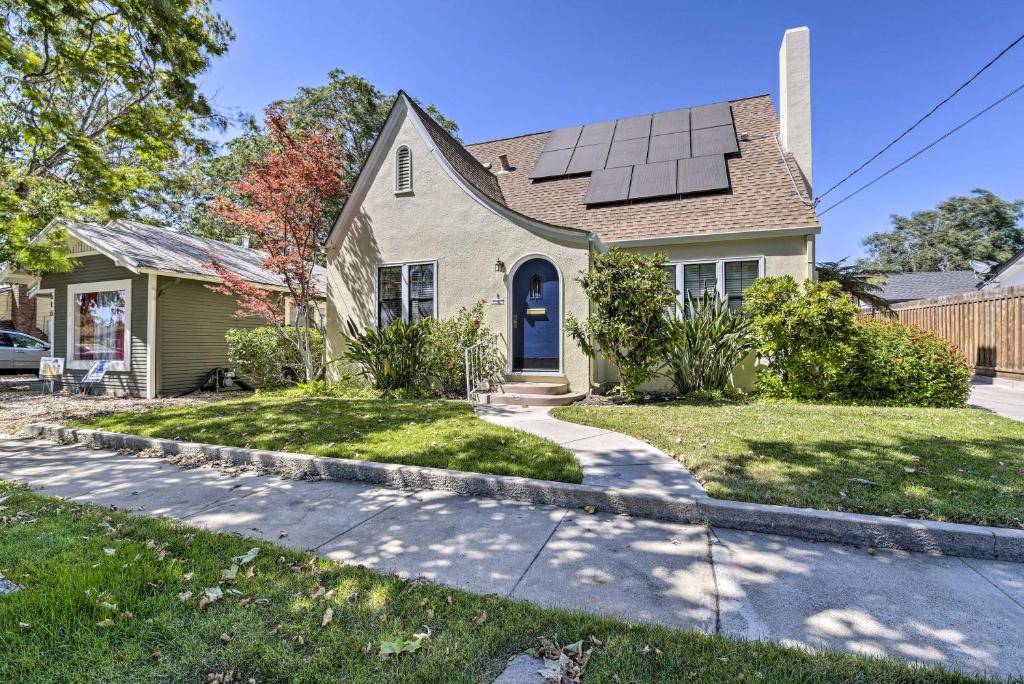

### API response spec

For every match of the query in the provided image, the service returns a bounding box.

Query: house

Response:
[984,248,1024,289]
[867,270,981,307]
[0,219,325,397]
[0,283,53,340]
[325,27,819,401]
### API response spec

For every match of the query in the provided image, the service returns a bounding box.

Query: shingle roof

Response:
[69,220,327,292]
[875,271,981,303]
[462,95,819,243]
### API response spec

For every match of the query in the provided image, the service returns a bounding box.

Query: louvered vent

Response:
[395,146,412,193]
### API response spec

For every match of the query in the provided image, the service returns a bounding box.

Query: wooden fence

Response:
[858,285,1024,380]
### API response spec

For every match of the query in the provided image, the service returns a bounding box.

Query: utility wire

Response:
[814,30,1024,203]
[817,80,1024,216]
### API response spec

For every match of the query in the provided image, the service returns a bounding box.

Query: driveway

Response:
[2,435,1023,678]
[969,378,1024,421]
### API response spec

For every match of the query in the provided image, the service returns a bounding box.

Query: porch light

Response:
[494,259,505,273]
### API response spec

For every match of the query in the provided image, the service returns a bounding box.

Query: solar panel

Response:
[585,166,632,205]
[566,143,610,174]
[542,126,583,152]
[651,108,690,135]
[528,148,573,179]
[628,161,677,200]
[577,120,616,146]
[677,155,729,194]
[690,102,733,130]
[612,114,652,141]
[647,132,690,163]
[691,124,738,157]
[606,138,648,169]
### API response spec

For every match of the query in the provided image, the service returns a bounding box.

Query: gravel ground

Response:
[0,385,247,436]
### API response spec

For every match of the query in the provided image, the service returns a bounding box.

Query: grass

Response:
[0,482,984,683]
[74,393,583,484]
[554,399,1024,528]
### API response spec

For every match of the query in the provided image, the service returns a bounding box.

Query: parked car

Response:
[0,329,50,371]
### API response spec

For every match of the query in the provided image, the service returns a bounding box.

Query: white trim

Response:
[606,225,820,248]
[65,278,132,372]
[34,288,55,343]
[146,273,157,398]
[395,144,413,194]
[506,254,564,376]
[373,260,438,327]
[664,255,765,316]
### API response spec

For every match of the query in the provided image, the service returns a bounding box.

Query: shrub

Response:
[743,277,859,400]
[341,319,433,397]
[844,319,970,407]
[566,248,677,399]
[226,326,324,388]
[662,290,754,395]
[424,301,504,397]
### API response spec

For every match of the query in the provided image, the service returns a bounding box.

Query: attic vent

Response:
[395,145,413,194]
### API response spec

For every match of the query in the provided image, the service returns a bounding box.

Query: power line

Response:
[817,80,1024,216]
[814,30,1024,203]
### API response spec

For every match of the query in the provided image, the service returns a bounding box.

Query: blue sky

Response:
[200,1,1024,262]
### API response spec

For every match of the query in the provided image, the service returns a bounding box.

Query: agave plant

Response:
[662,290,754,396]
[342,319,434,397]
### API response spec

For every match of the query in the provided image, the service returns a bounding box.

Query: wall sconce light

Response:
[494,259,505,273]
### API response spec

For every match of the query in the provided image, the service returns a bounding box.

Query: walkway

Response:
[1,435,1023,678]
[970,378,1024,421]
[476,404,706,498]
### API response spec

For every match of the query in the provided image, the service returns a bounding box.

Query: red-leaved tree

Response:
[207,105,346,382]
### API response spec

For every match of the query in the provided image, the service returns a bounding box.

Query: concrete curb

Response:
[22,423,1024,563]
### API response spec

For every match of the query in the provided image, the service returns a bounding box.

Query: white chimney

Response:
[779,26,812,193]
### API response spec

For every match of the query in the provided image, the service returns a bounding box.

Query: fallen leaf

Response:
[220,633,232,644]
[291,634,305,645]
[233,548,260,566]
[470,611,487,625]
[221,564,239,581]
[582,505,597,514]
[182,572,194,582]
[199,586,223,609]
[18,622,30,631]
[148,647,160,660]
[419,598,429,608]
[322,607,334,627]
[103,548,116,556]
[96,619,115,628]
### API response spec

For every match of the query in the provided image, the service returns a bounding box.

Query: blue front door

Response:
[512,258,560,372]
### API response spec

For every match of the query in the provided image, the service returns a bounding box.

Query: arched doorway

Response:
[510,257,560,373]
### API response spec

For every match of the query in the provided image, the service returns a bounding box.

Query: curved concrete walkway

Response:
[475,404,706,498]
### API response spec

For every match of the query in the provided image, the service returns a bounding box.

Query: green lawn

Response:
[555,400,1024,528]
[75,395,582,484]
[0,483,982,683]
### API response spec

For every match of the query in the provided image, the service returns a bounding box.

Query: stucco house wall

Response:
[326,113,593,391]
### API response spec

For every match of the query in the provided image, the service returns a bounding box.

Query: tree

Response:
[167,69,458,243]
[0,0,233,272]
[207,105,346,382]
[566,249,677,399]
[816,257,893,314]
[857,189,1024,273]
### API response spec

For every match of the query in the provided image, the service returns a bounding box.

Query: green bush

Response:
[566,248,677,398]
[342,319,433,397]
[424,301,504,397]
[226,327,324,388]
[744,277,859,400]
[844,319,970,407]
[662,290,754,395]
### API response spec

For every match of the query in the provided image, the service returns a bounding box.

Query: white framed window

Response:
[376,262,436,326]
[395,145,413,194]
[663,257,764,316]
[66,279,132,371]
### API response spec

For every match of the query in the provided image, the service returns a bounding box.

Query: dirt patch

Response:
[0,390,249,436]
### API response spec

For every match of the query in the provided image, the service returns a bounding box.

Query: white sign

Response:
[38,357,64,380]
[82,360,111,384]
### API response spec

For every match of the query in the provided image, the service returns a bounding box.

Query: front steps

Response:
[478,380,586,407]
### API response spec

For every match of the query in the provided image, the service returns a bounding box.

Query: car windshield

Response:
[11,334,45,349]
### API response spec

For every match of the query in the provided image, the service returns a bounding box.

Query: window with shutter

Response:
[724,260,759,309]
[395,146,412,193]
[376,262,436,326]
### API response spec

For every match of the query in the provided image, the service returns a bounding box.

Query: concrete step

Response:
[497,381,569,396]
[480,391,587,407]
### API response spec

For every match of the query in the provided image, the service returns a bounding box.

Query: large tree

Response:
[166,68,458,244]
[0,0,233,271]
[857,189,1024,273]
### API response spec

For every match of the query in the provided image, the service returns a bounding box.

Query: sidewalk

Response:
[969,378,1024,421]
[1,435,1022,678]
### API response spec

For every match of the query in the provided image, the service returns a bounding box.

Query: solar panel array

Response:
[529,101,738,205]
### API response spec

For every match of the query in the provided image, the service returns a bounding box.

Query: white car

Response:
[0,330,50,371]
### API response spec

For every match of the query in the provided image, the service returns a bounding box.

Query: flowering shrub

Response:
[843,319,970,407]
[425,301,504,397]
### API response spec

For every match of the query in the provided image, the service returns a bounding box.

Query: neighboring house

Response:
[0,219,325,397]
[984,248,1024,289]
[325,27,819,397]
[866,271,982,307]
[0,283,52,340]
